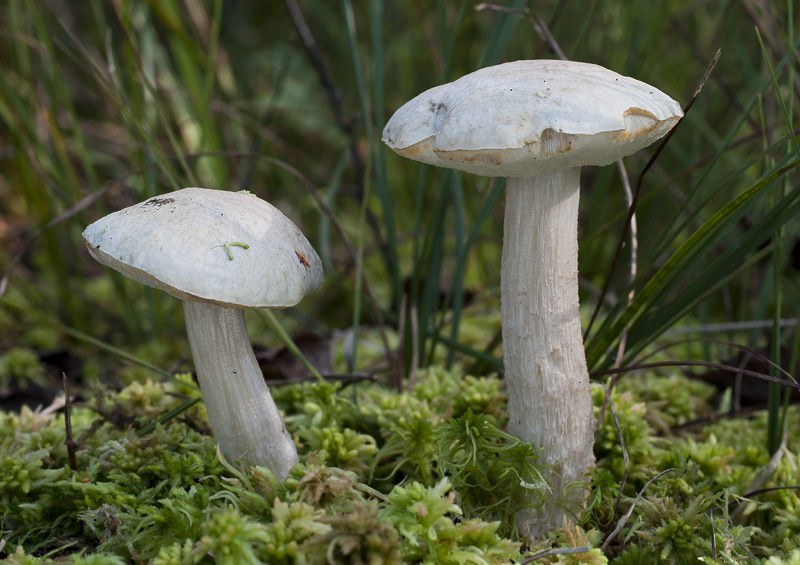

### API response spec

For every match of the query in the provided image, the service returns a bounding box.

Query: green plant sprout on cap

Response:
[82,187,324,479]
[383,60,682,537]
[210,239,251,261]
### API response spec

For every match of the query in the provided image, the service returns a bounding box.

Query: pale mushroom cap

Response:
[83,188,323,308]
[382,60,683,178]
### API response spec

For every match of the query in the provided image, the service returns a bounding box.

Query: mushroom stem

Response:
[501,169,595,537]
[182,300,298,479]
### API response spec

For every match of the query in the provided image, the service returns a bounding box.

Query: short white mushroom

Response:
[82,187,323,480]
[382,60,682,536]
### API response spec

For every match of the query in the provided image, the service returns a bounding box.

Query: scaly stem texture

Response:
[502,170,595,537]
[183,301,298,479]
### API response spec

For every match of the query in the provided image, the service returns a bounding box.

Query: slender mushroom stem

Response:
[182,300,298,479]
[501,169,595,537]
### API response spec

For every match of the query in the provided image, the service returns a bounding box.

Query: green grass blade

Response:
[420,181,449,366]
[368,0,401,313]
[648,31,800,265]
[587,161,799,369]
[256,309,325,384]
[479,0,528,67]
[0,297,181,384]
[136,396,203,437]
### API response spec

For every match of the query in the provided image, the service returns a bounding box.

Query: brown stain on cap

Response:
[435,149,503,167]
[618,107,660,140]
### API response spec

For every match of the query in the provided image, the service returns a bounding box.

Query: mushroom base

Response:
[502,170,595,538]
[183,301,298,479]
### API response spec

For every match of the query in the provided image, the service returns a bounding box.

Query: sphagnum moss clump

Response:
[3,367,800,563]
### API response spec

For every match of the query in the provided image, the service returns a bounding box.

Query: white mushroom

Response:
[82,187,323,479]
[382,60,682,536]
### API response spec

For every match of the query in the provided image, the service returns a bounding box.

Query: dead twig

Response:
[584,49,722,343]
[520,546,593,564]
[283,0,392,295]
[474,3,567,60]
[63,372,78,472]
[601,468,677,551]
[595,382,630,518]
[591,360,800,390]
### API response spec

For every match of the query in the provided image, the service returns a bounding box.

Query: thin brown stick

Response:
[264,372,377,387]
[591,360,800,390]
[742,484,800,498]
[475,3,567,60]
[613,161,637,370]
[720,522,757,560]
[520,546,593,564]
[668,17,759,131]
[710,509,717,559]
[283,0,391,283]
[409,303,419,390]
[596,383,630,517]
[594,161,637,430]
[670,400,765,433]
[395,293,408,393]
[63,372,78,472]
[1,150,394,369]
[283,0,348,130]
[584,49,722,342]
[601,468,677,551]
[739,0,800,100]
[732,435,786,523]
[639,336,797,384]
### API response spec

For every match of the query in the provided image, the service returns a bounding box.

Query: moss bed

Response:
[2,366,800,564]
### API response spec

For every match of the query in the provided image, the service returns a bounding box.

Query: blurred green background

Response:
[1,0,798,442]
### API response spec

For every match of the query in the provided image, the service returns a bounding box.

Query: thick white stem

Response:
[502,170,595,537]
[182,301,298,479]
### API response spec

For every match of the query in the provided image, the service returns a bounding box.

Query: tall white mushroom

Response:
[82,188,323,480]
[382,60,682,536]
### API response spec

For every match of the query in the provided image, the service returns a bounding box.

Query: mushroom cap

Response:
[83,188,323,308]
[382,60,683,178]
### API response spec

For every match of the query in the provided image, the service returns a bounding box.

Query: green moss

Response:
[373,394,438,483]
[261,499,329,563]
[626,495,714,563]
[0,545,48,564]
[436,409,548,530]
[656,434,746,492]
[22,326,59,352]
[195,509,270,565]
[765,549,800,565]
[611,545,659,564]
[3,367,800,562]
[379,479,519,563]
[305,502,402,564]
[410,366,507,424]
[299,426,377,473]
[151,540,198,565]
[283,457,361,511]
[615,373,715,430]
[529,523,608,564]
[592,385,660,488]
[582,467,622,530]
[0,348,45,389]
[70,552,128,565]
